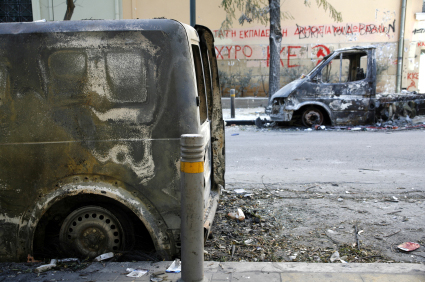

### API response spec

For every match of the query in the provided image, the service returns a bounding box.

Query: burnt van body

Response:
[0,19,224,261]
[266,46,377,126]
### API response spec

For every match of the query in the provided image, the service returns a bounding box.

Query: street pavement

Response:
[5,261,423,281]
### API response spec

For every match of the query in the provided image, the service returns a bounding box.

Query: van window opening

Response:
[192,44,208,124]
[322,51,368,84]
[199,41,213,120]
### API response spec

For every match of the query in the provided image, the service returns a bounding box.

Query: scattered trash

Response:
[166,259,181,273]
[289,254,297,261]
[397,242,420,252]
[231,133,239,136]
[351,127,362,131]
[244,239,253,245]
[228,208,245,221]
[385,196,399,202]
[314,125,326,130]
[94,252,114,262]
[126,268,148,277]
[330,251,347,263]
[35,259,57,273]
[151,277,164,282]
[234,188,247,194]
[304,128,312,131]
[337,198,343,202]
[27,254,41,263]
[244,193,253,197]
[57,258,80,264]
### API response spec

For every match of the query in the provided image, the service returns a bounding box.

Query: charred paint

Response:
[0,20,225,261]
[267,46,377,126]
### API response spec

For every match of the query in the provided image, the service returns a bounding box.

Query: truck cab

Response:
[266,46,377,126]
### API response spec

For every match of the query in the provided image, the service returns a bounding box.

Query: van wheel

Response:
[59,206,129,258]
[302,107,324,127]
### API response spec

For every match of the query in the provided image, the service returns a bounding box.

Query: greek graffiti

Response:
[295,20,396,39]
[312,45,330,65]
[407,73,419,80]
[265,46,302,68]
[266,46,286,67]
[418,42,425,47]
[287,46,300,68]
[407,72,419,90]
[295,25,331,39]
[413,29,425,34]
[215,44,328,69]
[214,30,237,38]
[213,28,288,39]
[215,45,253,59]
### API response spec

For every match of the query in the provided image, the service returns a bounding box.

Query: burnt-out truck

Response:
[0,19,225,261]
[265,46,425,126]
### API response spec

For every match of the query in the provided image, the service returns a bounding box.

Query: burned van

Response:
[0,19,225,261]
[266,46,377,126]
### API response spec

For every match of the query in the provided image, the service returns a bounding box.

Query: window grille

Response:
[0,0,33,23]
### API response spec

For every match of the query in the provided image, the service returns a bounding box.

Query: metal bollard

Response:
[230,89,235,118]
[179,134,207,282]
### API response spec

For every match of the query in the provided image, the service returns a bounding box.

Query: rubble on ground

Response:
[203,186,398,263]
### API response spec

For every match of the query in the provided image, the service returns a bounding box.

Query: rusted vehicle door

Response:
[308,47,376,125]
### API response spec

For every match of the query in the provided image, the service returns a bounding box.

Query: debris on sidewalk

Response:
[228,208,245,221]
[330,251,347,263]
[398,242,420,252]
[35,259,57,273]
[204,184,399,263]
[234,188,247,194]
[126,268,148,277]
[94,252,114,261]
[166,259,181,273]
[27,254,40,263]
[150,270,167,281]
[385,196,399,202]
[57,258,80,264]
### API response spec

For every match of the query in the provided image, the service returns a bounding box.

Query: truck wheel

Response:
[302,107,324,127]
[59,206,129,258]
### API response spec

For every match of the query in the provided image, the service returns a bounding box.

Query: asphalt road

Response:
[225,127,425,192]
[222,126,425,263]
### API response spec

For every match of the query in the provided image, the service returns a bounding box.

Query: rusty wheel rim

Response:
[302,109,324,126]
[59,206,124,258]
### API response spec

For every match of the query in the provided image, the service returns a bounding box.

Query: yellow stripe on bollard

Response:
[181,161,204,173]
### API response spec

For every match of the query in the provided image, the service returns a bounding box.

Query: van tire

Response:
[59,205,133,258]
[301,107,324,127]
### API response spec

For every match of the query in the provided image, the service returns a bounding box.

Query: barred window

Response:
[0,0,33,23]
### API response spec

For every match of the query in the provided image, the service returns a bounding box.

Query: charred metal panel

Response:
[0,19,217,261]
[195,25,225,190]
[376,93,425,120]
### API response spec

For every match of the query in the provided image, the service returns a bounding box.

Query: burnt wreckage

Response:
[0,19,225,261]
[265,46,425,126]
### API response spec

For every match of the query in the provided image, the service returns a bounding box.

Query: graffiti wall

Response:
[214,8,406,97]
[117,0,424,96]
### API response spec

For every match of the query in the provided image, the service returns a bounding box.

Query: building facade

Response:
[30,0,425,96]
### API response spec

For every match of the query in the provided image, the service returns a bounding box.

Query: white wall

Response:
[32,0,122,21]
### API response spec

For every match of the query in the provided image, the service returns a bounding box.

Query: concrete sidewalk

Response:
[23,261,425,282]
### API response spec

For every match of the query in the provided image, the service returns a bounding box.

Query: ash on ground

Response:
[204,184,425,263]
